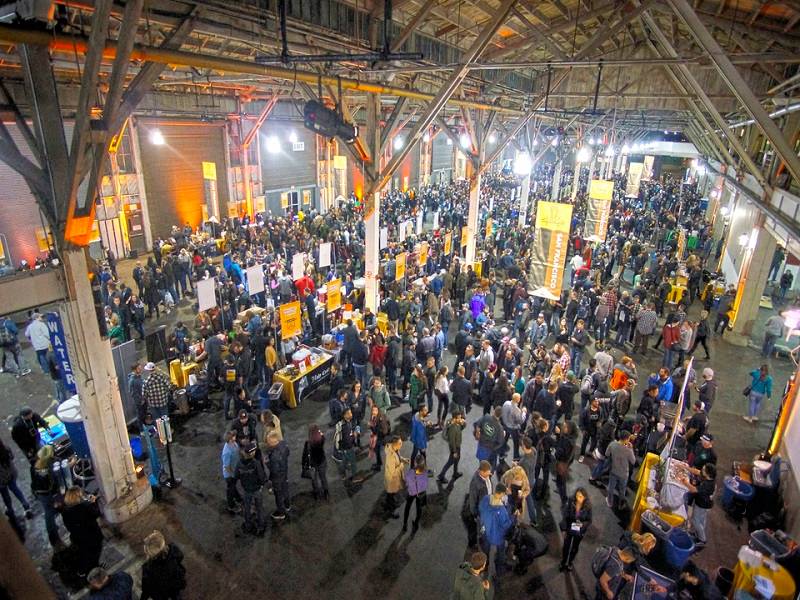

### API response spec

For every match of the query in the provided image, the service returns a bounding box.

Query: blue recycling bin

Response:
[56,395,91,459]
[664,528,695,568]
[722,476,755,508]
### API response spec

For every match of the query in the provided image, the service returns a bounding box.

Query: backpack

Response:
[591,545,615,577]
[0,322,14,347]
[331,421,344,462]
[580,372,595,395]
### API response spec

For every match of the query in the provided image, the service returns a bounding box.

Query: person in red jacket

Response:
[295,273,315,300]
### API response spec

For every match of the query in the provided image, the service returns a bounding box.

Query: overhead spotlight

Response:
[513,152,532,175]
[622,144,630,154]
[551,137,558,147]
[576,146,591,162]
[393,137,404,150]
[289,130,298,143]
[266,135,281,154]
[446,137,453,145]
[488,133,497,144]
[588,138,596,146]
[605,145,615,157]
[664,130,669,135]
[532,138,538,146]
[149,129,165,145]
[459,133,471,149]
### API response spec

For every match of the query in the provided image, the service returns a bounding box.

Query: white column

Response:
[551,160,563,200]
[465,173,481,265]
[571,161,581,201]
[62,249,151,522]
[128,118,153,248]
[517,173,531,227]
[364,191,381,312]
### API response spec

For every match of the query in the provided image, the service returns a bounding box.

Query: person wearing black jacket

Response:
[553,421,577,505]
[351,332,370,390]
[61,486,104,576]
[479,365,496,415]
[30,445,63,547]
[11,407,49,463]
[579,398,603,461]
[533,381,557,426]
[140,530,187,600]
[559,488,592,571]
[451,366,473,414]
[557,374,579,422]
[265,431,291,520]
[302,425,329,500]
[235,442,266,535]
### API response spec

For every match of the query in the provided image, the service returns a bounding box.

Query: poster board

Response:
[418,242,428,266]
[197,278,217,311]
[246,265,265,294]
[395,252,406,281]
[318,242,332,269]
[292,253,306,280]
[444,232,452,256]
[279,301,302,340]
[380,227,388,250]
[326,278,342,312]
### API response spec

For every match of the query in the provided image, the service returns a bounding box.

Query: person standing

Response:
[140,530,187,600]
[367,405,390,472]
[234,442,266,536]
[605,431,636,510]
[518,436,538,525]
[11,406,49,463]
[221,431,241,514]
[24,313,51,373]
[450,551,492,600]
[744,364,773,423]
[473,408,505,469]
[302,424,329,500]
[569,319,589,375]
[383,435,408,519]
[689,310,711,360]
[29,445,63,548]
[554,421,577,506]
[467,461,494,548]
[402,455,428,533]
[60,486,104,577]
[681,464,717,548]
[142,362,173,420]
[335,408,362,483]
[500,393,526,460]
[762,313,785,358]
[633,302,658,356]
[410,405,431,467]
[265,431,291,520]
[437,410,465,484]
[87,566,134,599]
[559,487,592,571]
[479,483,515,579]
[0,438,32,519]
[434,366,451,428]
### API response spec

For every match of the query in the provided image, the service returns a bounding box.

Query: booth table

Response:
[630,453,686,533]
[273,349,334,409]
[730,558,795,600]
[169,359,199,388]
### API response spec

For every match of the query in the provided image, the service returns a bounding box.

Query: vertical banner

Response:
[529,201,573,300]
[485,218,493,239]
[280,192,289,209]
[419,242,429,267]
[380,227,388,250]
[626,162,644,196]
[318,242,332,269]
[416,211,423,235]
[461,225,469,247]
[46,312,78,395]
[551,161,563,200]
[585,179,614,242]
[432,211,440,231]
[677,228,687,258]
[444,232,452,256]
[279,301,303,339]
[292,253,306,280]
[246,265,265,294]
[202,161,219,220]
[399,221,407,243]
[302,189,311,205]
[197,278,218,312]
[326,278,342,312]
[643,155,655,181]
[395,252,406,281]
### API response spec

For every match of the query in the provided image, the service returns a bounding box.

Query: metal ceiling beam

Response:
[579,0,658,57]
[667,0,800,186]
[0,79,42,166]
[509,6,568,60]
[390,2,436,53]
[242,94,279,148]
[367,0,518,195]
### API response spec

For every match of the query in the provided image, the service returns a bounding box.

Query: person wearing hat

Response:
[695,368,717,414]
[680,463,717,547]
[142,362,174,420]
[140,531,187,599]
[11,407,50,463]
[684,401,709,448]
[235,441,267,535]
[691,434,717,473]
[478,482,515,579]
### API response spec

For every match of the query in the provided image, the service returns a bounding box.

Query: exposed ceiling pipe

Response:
[0,24,523,115]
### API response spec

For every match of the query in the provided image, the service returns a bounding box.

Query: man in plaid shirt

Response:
[143,362,174,419]
[633,302,659,356]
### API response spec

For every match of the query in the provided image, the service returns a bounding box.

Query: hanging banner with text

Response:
[395,252,406,281]
[279,301,303,340]
[626,162,644,197]
[485,218,493,240]
[418,242,428,267]
[529,201,573,300]
[46,312,78,396]
[643,155,655,181]
[461,225,469,247]
[585,179,614,242]
[326,278,342,313]
[444,232,452,256]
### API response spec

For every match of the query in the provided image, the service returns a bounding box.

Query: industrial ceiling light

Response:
[551,137,558,147]
[513,152,532,175]
[622,144,630,154]
[576,146,591,162]
[532,138,538,146]
[459,133,471,149]
[488,133,497,144]
[446,137,453,145]
[605,145,615,157]
[289,130,298,143]
[588,137,596,146]
[423,132,431,143]
[149,129,165,145]
[266,135,281,154]
[393,137,404,150]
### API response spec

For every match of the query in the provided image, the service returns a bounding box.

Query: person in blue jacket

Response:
[410,405,431,468]
[656,367,674,403]
[744,364,773,423]
[479,482,516,579]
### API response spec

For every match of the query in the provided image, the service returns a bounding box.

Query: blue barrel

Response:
[665,528,695,568]
[56,395,91,459]
[722,476,755,508]
[129,436,145,461]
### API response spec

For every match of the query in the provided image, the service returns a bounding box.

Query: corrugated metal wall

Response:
[260,120,318,213]
[431,133,454,181]
[136,119,229,239]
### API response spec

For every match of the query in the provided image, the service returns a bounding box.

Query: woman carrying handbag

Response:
[559,487,592,572]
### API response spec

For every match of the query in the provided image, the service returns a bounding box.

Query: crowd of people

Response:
[0,162,792,598]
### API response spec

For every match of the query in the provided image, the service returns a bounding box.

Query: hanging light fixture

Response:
[576,146,591,162]
[266,135,281,154]
[459,133,471,149]
[149,129,165,145]
[513,152,532,175]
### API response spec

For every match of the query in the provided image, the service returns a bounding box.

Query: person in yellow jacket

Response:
[383,435,409,519]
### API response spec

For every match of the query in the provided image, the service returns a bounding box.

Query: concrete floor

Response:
[1,258,796,599]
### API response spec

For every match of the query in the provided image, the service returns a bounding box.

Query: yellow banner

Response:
[588,179,614,201]
[626,162,644,197]
[531,201,573,299]
[279,301,302,340]
[280,192,289,208]
[202,161,217,180]
[485,218,493,238]
[303,189,311,205]
[461,225,469,247]
[333,155,347,170]
[444,232,452,256]
[326,278,342,312]
[395,252,406,281]
[418,242,428,266]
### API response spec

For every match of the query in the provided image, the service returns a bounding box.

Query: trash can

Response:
[665,528,695,569]
[722,476,755,508]
[641,510,673,555]
[715,567,735,597]
[750,530,790,559]
[56,395,91,459]
[267,383,284,411]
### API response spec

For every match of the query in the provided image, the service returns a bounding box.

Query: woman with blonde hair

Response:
[140,530,187,600]
[29,445,62,548]
[61,485,104,576]
[501,463,531,523]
